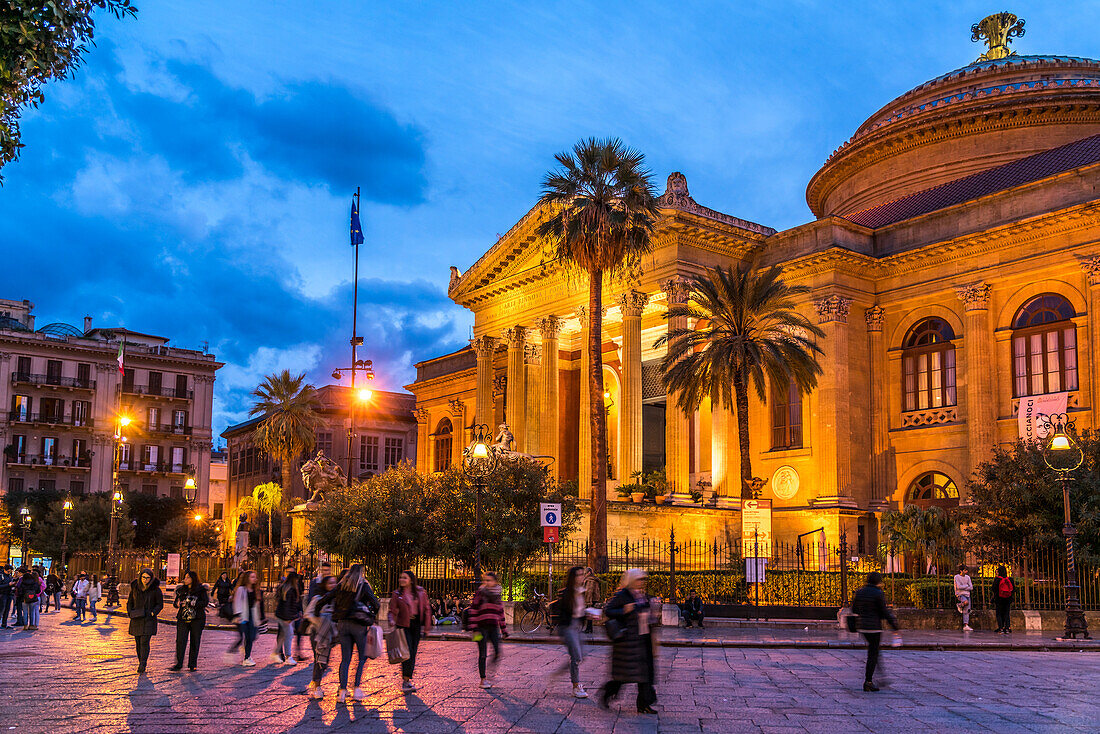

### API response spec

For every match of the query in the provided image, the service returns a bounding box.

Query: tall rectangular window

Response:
[72,400,90,426]
[120,442,131,469]
[142,483,158,496]
[42,437,58,465]
[143,444,159,470]
[70,480,85,496]
[171,446,185,472]
[122,369,135,393]
[770,378,803,450]
[316,431,333,457]
[71,438,87,464]
[8,477,23,493]
[383,436,403,469]
[173,409,187,428]
[147,406,160,428]
[46,360,62,384]
[175,374,188,397]
[361,436,379,472]
[213,503,224,520]
[11,394,29,421]
[148,371,163,395]
[11,434,26,461]
[16,356,30,378]
[38,479,55,492]
[40,397,63,423]
[77,363,91,387]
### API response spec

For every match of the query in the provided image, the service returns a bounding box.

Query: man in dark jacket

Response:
[991,566,1015,634]
[680,591,704,628]
[852,572,899,692]
[0,566,13,628]
[126,569,164,674]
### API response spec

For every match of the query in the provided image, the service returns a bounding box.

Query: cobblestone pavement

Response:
[2,611,1098,733]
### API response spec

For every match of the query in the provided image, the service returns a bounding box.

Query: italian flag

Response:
[117,341,125,375]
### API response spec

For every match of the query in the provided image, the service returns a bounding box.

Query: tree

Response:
[656,264,824,499]
[879,504,960,572]
[157,515,221,551]
[31,494,134,559]
[536,137,660,571]
[435,459,580,579]
[0,1,136,180]
[250,370,321,504]
[238,482,284,548]
[308,466,446,589]
[963,435,1100,563]
[126,493,186,547]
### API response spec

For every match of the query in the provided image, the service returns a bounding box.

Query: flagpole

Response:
[347,187,361,481]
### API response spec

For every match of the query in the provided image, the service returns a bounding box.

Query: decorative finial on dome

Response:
[971,12,1025,63]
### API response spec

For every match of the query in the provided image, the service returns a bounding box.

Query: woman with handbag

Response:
[273,571,302,665]
[318,564,381,702]
[466,571,507,689]
[231,570,264,667]
[599,569,657,715]
[556,566,589,698]
[306,574,338,700]
[388,569,432,693]
[126,569,163,675]
[171,570,208,671]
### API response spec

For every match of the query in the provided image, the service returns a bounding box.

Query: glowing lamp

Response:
[1051,434,1071,451]
[357,388,373,403]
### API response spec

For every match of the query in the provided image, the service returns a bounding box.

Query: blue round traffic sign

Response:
[545,511,557,525]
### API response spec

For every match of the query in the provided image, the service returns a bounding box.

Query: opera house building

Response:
[410,23,1100,548]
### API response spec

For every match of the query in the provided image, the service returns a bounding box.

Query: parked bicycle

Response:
[517,590,556,634]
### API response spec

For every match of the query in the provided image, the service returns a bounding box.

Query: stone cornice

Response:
[778,247,883,280]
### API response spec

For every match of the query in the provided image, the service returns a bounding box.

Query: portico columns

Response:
[472,336,498,429]
[811,295,857,507]
[503,327,528,452]
[711,396,737,507]
[524,344,541,453]
[413,407,430,474]
[661,277,692,502]
[956,283,995,489]
[576,307,592,500]
[537,316,561,475]
[866,306,889,510]
[619,291,648,482]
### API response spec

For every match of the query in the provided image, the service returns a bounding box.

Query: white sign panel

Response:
[742,499,772,558]
[745,557,767,583]
[540,503,562,527]
[1017,392,1068,443]
[166,553,181,578]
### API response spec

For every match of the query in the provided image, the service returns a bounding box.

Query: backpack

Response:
[997,577,1014,599]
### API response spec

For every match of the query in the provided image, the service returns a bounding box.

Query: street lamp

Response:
[60,495,73,580]
[333,359,375,479]
[1041,413,1090,640]
[107,411,130,607]
[183,470,198,574]
[462,424,498,580]
[18,505,30,565]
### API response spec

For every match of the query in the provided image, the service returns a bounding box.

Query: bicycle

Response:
[517,590,556,634]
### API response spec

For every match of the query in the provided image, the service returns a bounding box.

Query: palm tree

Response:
[656,264,824,499]
[250,370,321,504]
[238,482,284,548]
[536,137,660,572]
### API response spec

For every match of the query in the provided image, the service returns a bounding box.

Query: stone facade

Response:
[411,47,1100,549]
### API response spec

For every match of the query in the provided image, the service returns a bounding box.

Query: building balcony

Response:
[118,460,188,475]
[7,412,94,429]
[122,384,194,400]
[144,423,193,436]
[11,371,96,390]
[4,454,92,470]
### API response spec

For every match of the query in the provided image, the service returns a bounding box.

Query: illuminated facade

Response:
[411,25,1100,547]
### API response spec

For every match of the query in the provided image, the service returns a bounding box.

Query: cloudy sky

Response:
[1,1,1096,438]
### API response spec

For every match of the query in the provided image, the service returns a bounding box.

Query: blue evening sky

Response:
[1,2,1095,437]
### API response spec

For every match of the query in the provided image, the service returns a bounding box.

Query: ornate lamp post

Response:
[462,424,498,580]
[1041,413,1090,640]
[18,505,30,565]
[60,495,73,579]
[183,470,198,574]
[332,361,374,480]
[107,411,130,608]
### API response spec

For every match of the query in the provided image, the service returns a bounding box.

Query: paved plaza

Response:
[1,612,1098,733]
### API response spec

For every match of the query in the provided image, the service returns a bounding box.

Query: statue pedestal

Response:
[288,502,320,549]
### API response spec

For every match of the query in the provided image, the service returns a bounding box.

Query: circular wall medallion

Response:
[771,465,800,500]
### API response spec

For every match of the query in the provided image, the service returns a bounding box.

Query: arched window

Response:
[907,471,959,509]
[902,318,957,412]
[1012,294,1077,397]
[433,419,453,473]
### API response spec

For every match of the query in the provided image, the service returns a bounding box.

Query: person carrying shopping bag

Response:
[387,569,432,693]
[317,564,381,703]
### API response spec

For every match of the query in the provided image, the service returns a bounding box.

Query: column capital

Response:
[574,306,606,329]
[413,407,430,424]
[1079,255,1100,287]
[955,282,991,311]
[865,305,885,332]
[524,344,542,365]
[619,290,650,318]
[447,399,465,417]
[471,335,498,358]
[813,295,852,324]
[501,325,527,347]
[659,276,691,305]
[536,315,562,340]
[492,375,507,398]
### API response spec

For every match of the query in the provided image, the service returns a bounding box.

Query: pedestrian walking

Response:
[600,569,658,715]
[88,575,102,621]
[298,561,332,660]
[992,565,1015,634]
[583,567,601,634]
[231,570,265,667]
[319,564,381,702]
[388,569,432,693]
[306,574,338,700]
[273,570,303,665]
[126,569,164,675]
[555,566,589,698]
[16,567,42,631]
[212,572,234,612]
[466,571,507,689]
[953,564,974,632]
[0,565,14,629]
[72,572,90,622]
[852,571,899,692]
[170,570,208,672]
[43,571,62,613]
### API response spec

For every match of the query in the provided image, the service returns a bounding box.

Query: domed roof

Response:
[807,51,1100,220]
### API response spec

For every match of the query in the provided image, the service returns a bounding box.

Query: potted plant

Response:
[616,481,646,503]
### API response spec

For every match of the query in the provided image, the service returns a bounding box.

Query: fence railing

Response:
[67,534,1100,611]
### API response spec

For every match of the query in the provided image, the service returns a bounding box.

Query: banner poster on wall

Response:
[1017,392,1068,442]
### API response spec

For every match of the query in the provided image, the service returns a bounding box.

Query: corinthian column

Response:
[866,306,889,510]
[811,295,856,507]
[576,307,592,500]
[472,336,497,429]
[524,344,541,453]
[956,282,995,489]
[413,407,430,474]
[502,326,527,452]
[711,396,736,507]
[661,277,692,502]
[619,291,648,482]
[537,316,561,475]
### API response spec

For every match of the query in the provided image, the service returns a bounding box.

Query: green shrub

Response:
[906,579,956,608]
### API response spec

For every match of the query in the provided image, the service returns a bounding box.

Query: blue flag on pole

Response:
[350,199,365,246]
